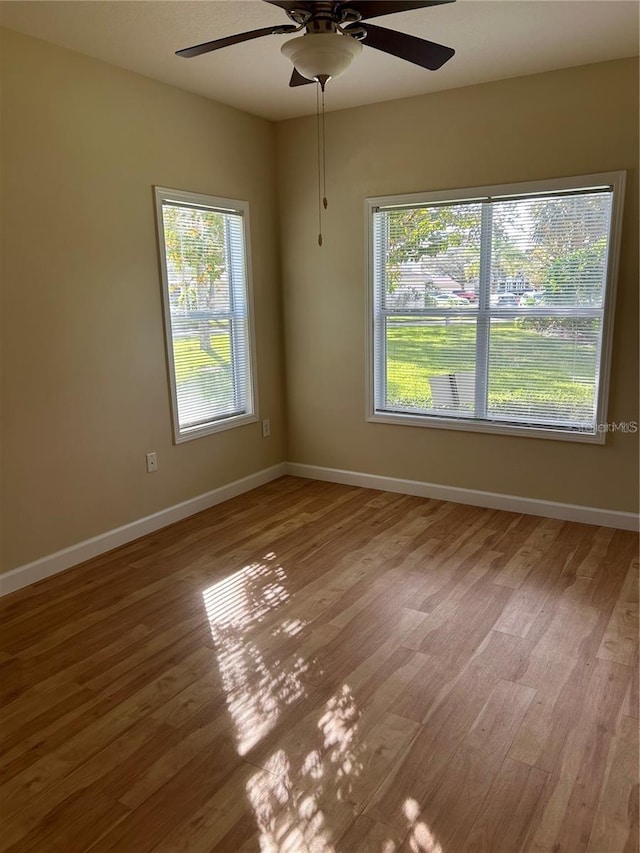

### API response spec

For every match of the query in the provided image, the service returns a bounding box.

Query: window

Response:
[367,173,625,442]
[155,187,257,442]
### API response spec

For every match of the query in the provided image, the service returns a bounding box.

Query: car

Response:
[453,290,478,302]
[434,292,470,306]
[520,290,546,305]
[492,292,520,307]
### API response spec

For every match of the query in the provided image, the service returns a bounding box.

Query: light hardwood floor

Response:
[0,476,638,852]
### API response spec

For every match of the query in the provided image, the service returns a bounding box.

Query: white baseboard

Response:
[286,462,640,532]
[3,460,637,598]
[0,463,287,598]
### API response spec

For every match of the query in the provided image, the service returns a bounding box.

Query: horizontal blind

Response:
[371,184,615,434]
[384,316,477,415]
[378,203,482,312]
[486,317,600,429]
[159,196,253,436]
[490,192,611,308]
[486,191,609,428]
[373,203,481,417]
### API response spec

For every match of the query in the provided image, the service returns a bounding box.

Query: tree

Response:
[384,204,527,292]
[544,238,607,304]
[163,206,227,359]
[518,195,608,339]
[384,204,482,289]
[382,193,610,307]
[491,233,531,287]
[529,194,610,297]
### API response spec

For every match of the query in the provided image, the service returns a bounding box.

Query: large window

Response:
[367,173,625,442]
[155,188,257,442]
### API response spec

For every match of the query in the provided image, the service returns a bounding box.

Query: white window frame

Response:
[365,172,626,443]
[154,187,258,443]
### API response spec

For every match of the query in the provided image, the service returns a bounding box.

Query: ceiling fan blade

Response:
[263,0,454,14]
[262,1,315,11]
[290,68,314,87]
[177,24,297,58]
[357,22,454,70]
[341,0,455,21]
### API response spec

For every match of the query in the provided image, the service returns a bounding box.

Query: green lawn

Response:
[173,333,231,382]
[386,319,598,421]
[172,330,235,419]
[172,319,599,425]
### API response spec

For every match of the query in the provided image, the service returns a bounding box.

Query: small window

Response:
[367,173,626,442]
[154,187,257,442]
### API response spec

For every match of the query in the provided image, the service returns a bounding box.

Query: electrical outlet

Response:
[262,419,271,438]
[146,452,158,473]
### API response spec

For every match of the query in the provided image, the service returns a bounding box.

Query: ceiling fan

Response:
[176,1,456,88]
[177,2,456,246]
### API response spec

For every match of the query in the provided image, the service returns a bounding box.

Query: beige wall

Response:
[277,58,639,513]
[0,28,287,572]
[2,32,638,577]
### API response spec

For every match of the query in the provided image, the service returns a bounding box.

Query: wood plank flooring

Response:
[0,476,637,852]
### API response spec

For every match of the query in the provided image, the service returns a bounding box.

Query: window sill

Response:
[175,412,258,444]
[367,410,605,444]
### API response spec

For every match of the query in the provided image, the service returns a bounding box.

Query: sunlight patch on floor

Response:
[202,555,308,755]
[203,558,443,852]
[245,685,365,852]
[403,798,443,853]
[242,690,444,851]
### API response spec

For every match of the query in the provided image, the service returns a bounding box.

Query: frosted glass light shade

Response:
[281,33,362,82]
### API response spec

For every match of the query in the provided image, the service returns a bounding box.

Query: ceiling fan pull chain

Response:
[322,83,328,212]
[316,82,323,246]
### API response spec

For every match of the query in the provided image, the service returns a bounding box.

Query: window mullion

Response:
[475,202,492,419]
[227,217,244,413]
[373,212,388,410]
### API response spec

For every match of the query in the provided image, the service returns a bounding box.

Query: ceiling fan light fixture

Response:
[281,32,362,84]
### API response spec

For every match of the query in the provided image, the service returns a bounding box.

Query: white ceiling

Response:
[1,0,638,121]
